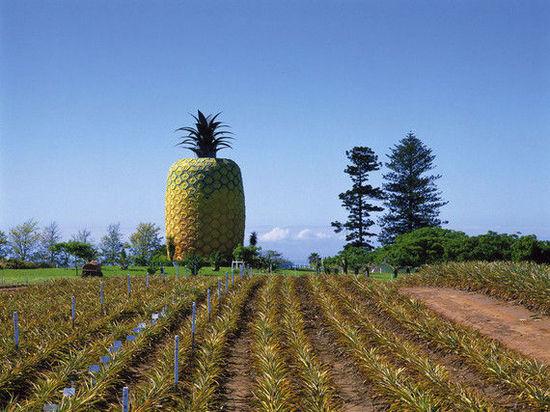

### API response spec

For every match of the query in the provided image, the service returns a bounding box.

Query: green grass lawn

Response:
[0,265,394,286]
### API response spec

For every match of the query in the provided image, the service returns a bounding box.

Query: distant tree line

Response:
[0,220,163,269]
[318,131,549,274]
[314,227,550,276]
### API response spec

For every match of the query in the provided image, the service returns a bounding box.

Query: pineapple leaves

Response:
[175,110,234,158]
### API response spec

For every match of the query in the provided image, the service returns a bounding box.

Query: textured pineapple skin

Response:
[165,158,245,260]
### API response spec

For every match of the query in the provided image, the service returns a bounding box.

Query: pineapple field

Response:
[1,269,548,411]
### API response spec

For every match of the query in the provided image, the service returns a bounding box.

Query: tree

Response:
[71,229,94,245]
[259,249,290,271]
[376,227,467,269]
[379,132,448,245]
[322,256,339,275]
[0,230,9,259]
[183,253,204,276]
[209,251,222,271]
[249,231,258,247]
[308,252,322,273]
[232,245,260,267]
[50,241,96,275]
[9,219,41,261]
[129,223,162,266]
[39,221,62,265]
[339,246,371,275]
[511,235,550,263]
[331,147,384,249]
[100,223,124,265]
[466,231,515,261]
[119,247,129,270]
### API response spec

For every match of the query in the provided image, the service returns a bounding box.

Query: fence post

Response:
[13,311,19,350]
[174,335,180,386]
[122,386,129,412]
[217,279,221,302]
[100,281,105,313]
[191,301,196,348]
[207,288,211,320]
[71,295,76,328]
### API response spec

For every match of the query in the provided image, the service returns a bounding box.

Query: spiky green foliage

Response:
[176,111,233,158]
[353,278,550,409]
[308,276,440,410]
[399,261,550,315]
[324,276,492,410]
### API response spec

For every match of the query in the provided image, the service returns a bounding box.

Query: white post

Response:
[71,296,76,328]
[13,311,19,350]
[122,386,129,412]
[191,301,196,348]
[100,281,105,308]
[217,279,221,301]
[174,335,179,385]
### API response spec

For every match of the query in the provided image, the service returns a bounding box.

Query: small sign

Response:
[62,387,76,397]
[88,364,100,374]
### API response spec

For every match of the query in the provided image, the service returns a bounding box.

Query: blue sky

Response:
[1,0,549,263]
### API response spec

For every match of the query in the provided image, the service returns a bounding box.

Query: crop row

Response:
[250,275,296,410]
[322,276,495,410]
[398,261,550,315]
[2,276,217,410]
[0,277,204,407]
[279,276,340,411]
[308,276,445,410]
[119,273,256,411]
[352,277,550,409]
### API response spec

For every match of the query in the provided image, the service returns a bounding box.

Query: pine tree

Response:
[331,147,384,249]
[379,132,448,245]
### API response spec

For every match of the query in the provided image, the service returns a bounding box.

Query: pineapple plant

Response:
[165,111,245,260]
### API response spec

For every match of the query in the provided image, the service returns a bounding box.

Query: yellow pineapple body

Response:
[165,158,245,260]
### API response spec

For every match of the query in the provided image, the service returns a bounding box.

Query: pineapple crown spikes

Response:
[175,110,234,158]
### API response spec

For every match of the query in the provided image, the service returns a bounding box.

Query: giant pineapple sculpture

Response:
[165,111,245,260]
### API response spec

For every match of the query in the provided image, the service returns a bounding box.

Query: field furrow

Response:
[352,277,550,409]
[323,276,498,411]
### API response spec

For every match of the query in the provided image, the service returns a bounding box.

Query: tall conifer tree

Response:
[331,147,384,249]
[379,132,448,245]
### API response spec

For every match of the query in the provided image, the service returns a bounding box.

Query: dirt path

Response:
[219,284,260,411]
[401,287,550,364]
[296,277,380,412]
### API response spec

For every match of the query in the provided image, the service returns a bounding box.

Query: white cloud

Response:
[259,227,290,242]
[295,228,332,240]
